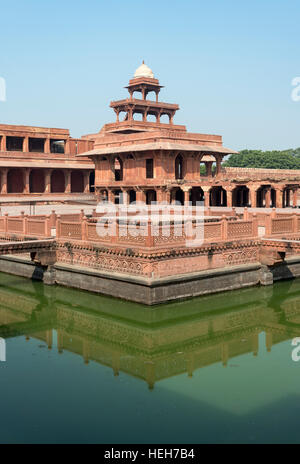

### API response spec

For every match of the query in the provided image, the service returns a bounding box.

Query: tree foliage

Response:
[223,148,300,170]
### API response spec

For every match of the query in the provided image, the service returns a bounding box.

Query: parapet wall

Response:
[225,167,300,181]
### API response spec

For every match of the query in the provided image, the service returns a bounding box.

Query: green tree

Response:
[223,148,300,170]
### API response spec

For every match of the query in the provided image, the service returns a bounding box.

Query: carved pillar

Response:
[215,156,222,177]
[275,188,283,208]
[44,138,50,154]
[204,191,210,207]
[184,188,190,205]
[250,188,257,208]
[23,137,29,153]
[205,162,212,177]
[64,139,70,155]
[45,169,51,194]
[24,168,30,194]
[227,189,233,208]
[107,189,114,203]
[265,188,271,208]
[0,135,6,152]
[293,188,298,208]
[121,189,128,205]
[136,190,145,202]
[115,109,120,122]
[83,171,90,193]
[65,170,71,193]
[0,169,8,194]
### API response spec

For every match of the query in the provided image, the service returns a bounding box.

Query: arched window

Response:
[146,190,157,205]
[89,171,95,193]
[175,155,184,180]
[113,157,123,181]
[128,190,136,204]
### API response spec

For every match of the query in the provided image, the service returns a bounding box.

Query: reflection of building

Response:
[0,124,95,196]
[1,274,300,389]
[80,63,300,208]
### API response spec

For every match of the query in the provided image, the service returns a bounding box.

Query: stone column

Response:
[250,188,257,208]
[121,189,128,205]
[0,169,8,194]
[204,191,210,207]
[156,188,164,203]
[23,137,29,153]
[276,189,283,208]
[107,189,114,203]
[83,171,90,193]
[44,138,50,154]
[65,171,71,193]
[227,189,233,207]
[265,188,271,208]
[293,189,298,208]
[215,156,222,177]
[45,169,51,194]
[64,139,70,155]
[205,162,212,177]
[136,190,145,202]
[183,188,190,205]
[0,135,6,152]
[24,168,30,194]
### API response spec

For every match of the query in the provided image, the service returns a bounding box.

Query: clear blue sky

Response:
[1,0,300,151]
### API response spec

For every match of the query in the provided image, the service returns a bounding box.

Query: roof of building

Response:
[134,61,154,79]
[79,142,236,157]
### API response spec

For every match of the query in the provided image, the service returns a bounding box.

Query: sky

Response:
[1,0,300,151]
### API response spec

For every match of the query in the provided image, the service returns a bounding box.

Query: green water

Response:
[1,273,300,444]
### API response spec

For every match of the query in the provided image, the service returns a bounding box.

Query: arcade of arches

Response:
[1,168,94,194]
[97,184,299,208]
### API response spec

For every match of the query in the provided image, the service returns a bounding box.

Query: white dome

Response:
[134,61,154,79]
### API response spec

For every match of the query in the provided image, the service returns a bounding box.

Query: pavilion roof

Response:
[78,142,237,157]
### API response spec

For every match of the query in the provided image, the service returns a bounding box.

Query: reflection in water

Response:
[1,273,300,390]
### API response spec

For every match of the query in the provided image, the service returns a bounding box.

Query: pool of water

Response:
[0,272,300,444]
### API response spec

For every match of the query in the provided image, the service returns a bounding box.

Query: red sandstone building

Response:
[80,62,300,209]
[0,62,299,207]
[0,124,94,196]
